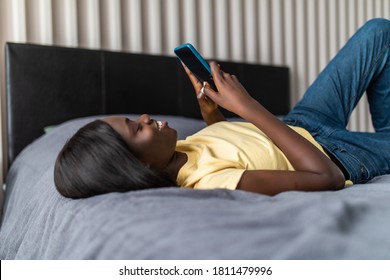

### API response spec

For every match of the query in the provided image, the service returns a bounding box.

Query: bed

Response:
[1,43,390,259]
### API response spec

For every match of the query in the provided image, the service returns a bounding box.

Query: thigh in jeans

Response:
[317,130,390,184]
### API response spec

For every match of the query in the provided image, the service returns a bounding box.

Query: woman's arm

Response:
[203,61,345,195]
[182,64,226,125]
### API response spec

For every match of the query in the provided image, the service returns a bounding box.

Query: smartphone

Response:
[174,43,217,90]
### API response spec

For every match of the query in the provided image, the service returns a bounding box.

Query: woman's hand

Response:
[182,63,226,125]
[202,61,258,119]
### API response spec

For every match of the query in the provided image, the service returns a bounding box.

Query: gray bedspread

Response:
[1,116,390,259]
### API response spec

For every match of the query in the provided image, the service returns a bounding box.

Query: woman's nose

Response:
[138,114,151,123]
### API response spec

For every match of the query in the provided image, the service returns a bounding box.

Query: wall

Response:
[0,0,389,183]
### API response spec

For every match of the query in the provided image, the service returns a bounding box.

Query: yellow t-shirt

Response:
[176,121,328,190]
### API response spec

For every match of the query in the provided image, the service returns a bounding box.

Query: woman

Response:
[55,18,390,199]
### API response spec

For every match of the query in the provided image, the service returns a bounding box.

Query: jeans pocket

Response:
[334,146,371,183]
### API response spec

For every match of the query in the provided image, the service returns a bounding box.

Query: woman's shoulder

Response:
[178,121,265,145]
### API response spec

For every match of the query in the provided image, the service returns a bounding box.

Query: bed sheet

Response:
[1,116,390,259]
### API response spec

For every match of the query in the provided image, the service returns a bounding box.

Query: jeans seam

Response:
[361,40,390,82]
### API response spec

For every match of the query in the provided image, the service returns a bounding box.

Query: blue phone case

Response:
[174,43,217,90]
[174,43,211,74]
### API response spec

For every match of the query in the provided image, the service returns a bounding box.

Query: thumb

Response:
[203,81,218,101]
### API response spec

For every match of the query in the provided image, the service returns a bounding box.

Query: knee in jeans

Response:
[363,18,390,34]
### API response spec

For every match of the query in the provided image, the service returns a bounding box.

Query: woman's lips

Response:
[156,120,168,130]
[156,120,163,131]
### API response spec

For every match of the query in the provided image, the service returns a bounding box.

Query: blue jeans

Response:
[283,18,390,184]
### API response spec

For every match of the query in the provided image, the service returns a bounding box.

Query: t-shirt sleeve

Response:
[193,168,246,190]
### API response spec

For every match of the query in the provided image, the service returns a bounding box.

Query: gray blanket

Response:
[1,116,390,259]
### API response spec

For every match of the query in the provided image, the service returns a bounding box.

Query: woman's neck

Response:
[165,151,188,181]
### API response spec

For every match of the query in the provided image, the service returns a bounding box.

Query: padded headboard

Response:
[5,42,290,167]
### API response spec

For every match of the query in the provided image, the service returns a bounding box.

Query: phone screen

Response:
[174,44,216,90]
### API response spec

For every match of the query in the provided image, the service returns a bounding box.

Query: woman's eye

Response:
[126,119,138,134]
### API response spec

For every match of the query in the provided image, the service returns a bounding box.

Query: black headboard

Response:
[5,42,290,167]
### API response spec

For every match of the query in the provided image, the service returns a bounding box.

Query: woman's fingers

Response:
[202,81,218,103]
[209,61,223,82]
[181,63,202,90]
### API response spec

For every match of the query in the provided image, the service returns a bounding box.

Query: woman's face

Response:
[102,114,178,169]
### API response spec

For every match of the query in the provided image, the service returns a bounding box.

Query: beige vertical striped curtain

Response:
[0,0,389,181]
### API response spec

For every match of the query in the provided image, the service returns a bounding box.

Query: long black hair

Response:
[54,120,177,199]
